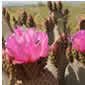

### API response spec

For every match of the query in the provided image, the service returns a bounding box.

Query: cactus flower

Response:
[5,26,49,64]
[72,30,85,53]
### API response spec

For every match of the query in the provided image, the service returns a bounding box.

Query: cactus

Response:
[17,11,28,26]
[3,9,14,33]
[2,36,5,49]
[2,2,70,85]
[12,16,18,28]
[2,50,58,85]
[44,16,55,45]
[22,11,28,25]
[12,11,36,28]
[45,1,70,85]
[45,1,69,44]
[26,15,36,28]
[80,20,85,30]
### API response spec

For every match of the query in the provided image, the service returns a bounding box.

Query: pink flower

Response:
[5,27,49,64]
[72,30,85,53]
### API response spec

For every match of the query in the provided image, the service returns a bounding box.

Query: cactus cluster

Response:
[2,1,71,85]
[2,8,36,31]
[45,1,69,45]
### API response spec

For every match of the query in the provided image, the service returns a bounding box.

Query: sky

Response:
[2,1,45,7]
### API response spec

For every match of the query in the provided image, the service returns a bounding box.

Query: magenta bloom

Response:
[72,30,85,53]
[5,27,49,64]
